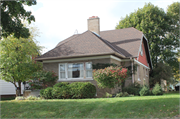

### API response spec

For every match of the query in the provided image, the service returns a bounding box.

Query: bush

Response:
[93,66,129,89]
[52,86,70,99]
[15,96,25,100]
[53,82,70,88]
[69,82,96,99]
[152,83,163,95]
[139,86,149,96]
[40,89,45,97]
[123,82,142,95]
[43,87,53,99]
[123,92,129,97]
[105,92,112,98]
[115,92,123,97]
[29,70,58,90]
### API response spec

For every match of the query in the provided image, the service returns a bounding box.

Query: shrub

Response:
[123,82,142,95]
[53,82,70,88]
[93,66,129,89]
[152,83,163,95]
[43,87,53,99]
[69,82,96,99]
[52,86,70,99]
[40,89,45,97]
[115,92,123,97]
[123,92,129,97]
[139,86,149,96]
[29,70,58,90]
[105,92,112,98]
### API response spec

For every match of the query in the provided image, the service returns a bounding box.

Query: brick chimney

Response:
[87,16,100,35]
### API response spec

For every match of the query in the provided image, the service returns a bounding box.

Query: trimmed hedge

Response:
[53,82,70,88]
[52,86,70,99]
[43,87,53,99]
[69,82,96,99]
[41,82,96,99]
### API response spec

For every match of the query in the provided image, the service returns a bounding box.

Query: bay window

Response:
[59,62,92,80]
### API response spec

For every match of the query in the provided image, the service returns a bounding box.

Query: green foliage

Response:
[104,92,112,98]
[0,33,42,95]
[152,83,163,95]
[26,96,38,100]
[43,87,53,99]
[115,92,124,97]
[139,86,150,96]
[29,70,58,89]
[93,66,129,89]
[123,92,129,97]
[123,82,142,95]
[52,86,70,99]
[116,2,179,76]
[69,82,96,99]
[1,1,36,38]
[92,63,118,70]
[40,89,45,97]
[15,96,25,100]
[149,62,173,87]
[53,82,70,88]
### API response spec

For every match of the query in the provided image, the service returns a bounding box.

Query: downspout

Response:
[130,57,134,84]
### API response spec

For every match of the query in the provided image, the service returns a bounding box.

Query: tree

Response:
[0,26,43,96]
[116,2,180,82]
[149,62,173,87]
[116,2,179,81]
[1,0,36,39]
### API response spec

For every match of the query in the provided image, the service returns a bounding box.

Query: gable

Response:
[137,39,149,67]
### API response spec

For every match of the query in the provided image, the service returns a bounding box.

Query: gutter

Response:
[35,52,126,61]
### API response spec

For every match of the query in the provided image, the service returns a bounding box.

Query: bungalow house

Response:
[35,16,153,97]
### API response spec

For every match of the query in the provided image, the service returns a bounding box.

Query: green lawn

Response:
[1,93,179,118]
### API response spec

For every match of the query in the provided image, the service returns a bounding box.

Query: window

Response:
[140,45,143,56]
[137,65,141,81]
[86,62,92,78]
[68,63,84,78]
[59,62,92,80]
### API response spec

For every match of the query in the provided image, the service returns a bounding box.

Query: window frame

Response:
[58,62,93,81]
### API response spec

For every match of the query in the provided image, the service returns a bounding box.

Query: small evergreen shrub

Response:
[69,82,96,99]
[139,86,149,96]
[52,86,70,99]
[123,92,129,97]
[40,89,45,97]
[53,82,70,88]
[115,92,123,97]
[123,83,142,95]
[43,87,53,99]
[152,83,163,95]
[105,92,112,98]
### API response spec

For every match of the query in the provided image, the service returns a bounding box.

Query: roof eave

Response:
[35,52,126,61]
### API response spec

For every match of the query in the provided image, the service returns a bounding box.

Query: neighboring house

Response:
[35,16,153,97]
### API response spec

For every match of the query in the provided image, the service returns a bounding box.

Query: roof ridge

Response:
[90,31,126,57]
[100,27,143,33]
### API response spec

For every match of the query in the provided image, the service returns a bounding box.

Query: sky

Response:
[24,0,177,54]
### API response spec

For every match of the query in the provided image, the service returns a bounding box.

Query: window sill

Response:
[58,78,93,82]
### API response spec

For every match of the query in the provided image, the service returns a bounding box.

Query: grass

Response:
[1,93,179,118]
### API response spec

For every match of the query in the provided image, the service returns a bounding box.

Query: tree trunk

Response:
[16,81,22,96]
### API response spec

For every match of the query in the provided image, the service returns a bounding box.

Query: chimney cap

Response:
[89,16,99,19]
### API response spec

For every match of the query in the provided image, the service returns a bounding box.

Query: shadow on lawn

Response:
[1,95,179,118]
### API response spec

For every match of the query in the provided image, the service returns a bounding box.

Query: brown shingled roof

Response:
[36,27,143,61]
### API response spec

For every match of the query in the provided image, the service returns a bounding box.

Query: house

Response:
[35,16,153,97]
